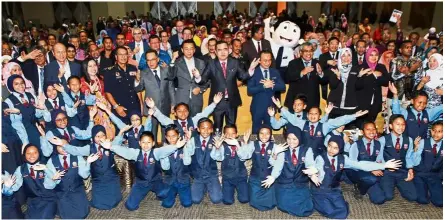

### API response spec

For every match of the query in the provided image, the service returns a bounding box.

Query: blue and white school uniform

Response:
[110,144,178,211]
[41,92,76,131]
[110,112,152,149]
[272,146,315,217]
[312,153,387,219]
[185,135,223,204]
[67,91,95,130]
[43,121,94,156]
[411,138,443,207]
[271,110,328,134]
[2,172,25,219]
[391,98,443,139]
[376,133,417,202]
[44,154,91,219]
[346,138,386,204]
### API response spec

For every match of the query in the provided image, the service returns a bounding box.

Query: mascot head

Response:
[271,18,300,48]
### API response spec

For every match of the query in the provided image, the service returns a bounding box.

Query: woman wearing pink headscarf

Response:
[355,48,390,128]
[141,27,150,41]
[307,16,316,31]
[2,62,35,95]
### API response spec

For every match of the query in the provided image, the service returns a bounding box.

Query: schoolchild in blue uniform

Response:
[411,121,443,207]
[7,144,58,219]
[2,101,25,173]
[311,136,402,219]
[146,92,222,137]
[99,131,187,211]
[66,76,96,130]
[265,127,316,217]
[236,125,281,211]
[4,75,45,148]
[324,125,350,155]
[211,124,249,205]
[41,82,76,131]
[2,172,24,219]
[50,124,125,210]
[160,124,193,208]
[389,82,443,139]
[182,117,223,204]
[270,100,369,157]
[376,114,418,202]
[346,121,387,204]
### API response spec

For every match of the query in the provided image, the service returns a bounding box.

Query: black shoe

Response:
[353,184,363,200]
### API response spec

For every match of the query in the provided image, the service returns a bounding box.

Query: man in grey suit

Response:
[135,49,175,143]
[168,39,209,117]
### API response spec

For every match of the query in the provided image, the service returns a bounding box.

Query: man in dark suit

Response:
[196,41,257,131]
[169,20,185,53]
[168,40,208,117]
[351,40,368,66]
[241,24,273,64]
[135,49,175,143]
[58,26,69,46]
[247,50,285,133]
[87,44,113,71]
[128,27,150,67]
[13,46,47,93]
[285,43,329,110]
[44,43,81,90]
[318,37,340,100]
[176,28,202,59]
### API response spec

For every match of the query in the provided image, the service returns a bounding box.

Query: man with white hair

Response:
[128,27,150,66]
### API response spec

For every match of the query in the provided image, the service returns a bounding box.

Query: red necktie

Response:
[310,125,315,136]
[231,145,237,157]
[201,139,206,151]
[221,62,227,79]
[143,152,148,166]
[260,143,266,156]
[30,167,36,179]
[63,130,70,141]
[75,95,79,102]
[359,57,363,65]
[395,137,401,152]
[366,142,371,156]
[181,121,186,129]
[331,158,336,171]
[432,144,437,156]
[98,146,103,159]
[257,41,261,53]
[19,94,29,107]
[63,155,69,170]
[292,149,298,165]
[53,100,59,109]
[134,127,139,137]
[417,113,421,125]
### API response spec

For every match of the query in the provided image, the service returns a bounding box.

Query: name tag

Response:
[129,71,137,76]
[350,72,357,75]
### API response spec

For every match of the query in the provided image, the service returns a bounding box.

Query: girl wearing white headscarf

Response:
[416,53,443,109]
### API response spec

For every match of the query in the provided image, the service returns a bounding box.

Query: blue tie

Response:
[153,70,161,87]
[39,67,44,91]
[263,70,268,79]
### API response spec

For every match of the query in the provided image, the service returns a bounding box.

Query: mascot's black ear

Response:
[272,17,286,31]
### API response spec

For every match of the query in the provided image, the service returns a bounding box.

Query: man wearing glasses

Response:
[284,42,328,110]
[128,28,150,67]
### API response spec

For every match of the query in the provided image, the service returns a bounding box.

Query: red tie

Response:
[143,152,148,166]
[292,149,298,165]
[432,144,437,156]
[257,41,261,53]
[134,127,139,137]
[395,137,401,152]
[260,143,266,156]
[417,113,421,125]
[75,95,79,102]
[53,100,59,109]
[359,57,363,65]
[366,142,371,156]
[181,121,186,129]
[98,146,103,159]
[201,139,206,151]
[63,130,70,141]
[19,94,29,107]
[221,62,227,79]
[310,125,315,136]
[63,156,69,170]
[331,158,336,171]
[30,167,36,179]
[231,145,237,157]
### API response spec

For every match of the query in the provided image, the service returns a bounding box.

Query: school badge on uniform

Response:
[340,163,344,170]
[129,71,136,76]
[115,72,120,77]
[208,144,212,149]
[423,118,428,123]
[30,98,35,105]
[149,158,155,164]
[375,150,380,155]
[179,154,184,159]
[39,172,44,179]
[302,157,305,162]
[317,131,322,136]
[71,134,76,140]
[72,162,77,167]
[105,151,110,156]
[404,144,408,150]
[267,149,272,155]
[441,151,443,157]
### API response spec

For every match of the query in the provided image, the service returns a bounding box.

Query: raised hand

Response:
[267,107,275,117]
[325,102,334,114]
[89,105,98,119]
[213,92,223,104]
[309,174,321,186]
[147,108,154,117]
[359,68,371,77]
[274,143,289,154]
[303,166,318,175]
[58,68,66,79]
[87,153,100,164]
[36,92,46,110]
[249,58,260,70]
[96,102,111,114]
[48,137,65,146]
[145,97,155,108]
[213,135,225,149]
[175,137,187,148]
[271,97,282,108]
[331,68,341,80]
[384,159,403,170]
[388,82,398,96]
[301,66,314,76]
[261,175,275,188]
[354,110,369,118]
[243,129,251,144]
[405,169,414,182]
[53,84,65,93]
[99,140,112,149]
[88,82,99,93]
[73,99,81,109]
[52,170,66,180]
[184,127,194,141]
[192,68,200,78]
[36,122,46,136]
[420,76,431,84]
[3,174,16,188]
[327,60,337,66]
[2,143,9,153]
[413,136,422,152]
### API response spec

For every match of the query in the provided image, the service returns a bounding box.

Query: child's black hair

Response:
[361,120,376,130]
[140,131,155,142]
[293,93,308,105]
[164,124,180,144]
[174,102,190,112]
[389,114,406,125]
[197,117,213,127]
[432,120,443,129]
[412,90,429,100]
[308,106,322,115]
[224,124,238,133]
[67,75,81,84]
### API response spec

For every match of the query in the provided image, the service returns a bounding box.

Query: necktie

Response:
[181,121,186,129]
[395,137,401,152]
[63,155,69,170]
[153,70,160,87]
[263,70,268,79]
[292,149,298,165]
[417,113,421,125]
[30,167,36,179]
[304,62,311,79]
[231,145,237,157]
[136,43,141,61]
[276,46,284,68]
[39,68,44,90]
[366,142,371,156]
[260,143,266,156]
[63,130,70,141]
[19,94,29,107]
[53,100,59,109]
[143,152,148,166]
[201,139,206,151]
[359,56,363,65]
[432,144,437,156]
[331,158,336,171]
[331,53,335,59]
[98,146,103,159]
[134,127,139,137]
[75,95,79,102]
[310,125,315,136]
[221,62,227,78]
[257,41,261,53]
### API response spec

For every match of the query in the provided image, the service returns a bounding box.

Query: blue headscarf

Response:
[286,126,302,142]
[328,135,345,154]
[92,125,106,138]
[6,74,24,93]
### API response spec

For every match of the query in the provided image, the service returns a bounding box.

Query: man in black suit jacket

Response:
[58,26,69,46]
[285,43,329,109]
[13,46,47,93]
[201,38,217,63]
[169,20,185,53]
[87,44,113,72]
[351,40,368,66]
[44,43,81,89]
[318,37,340,100]
[241,24,273,65]
[197,41,257,131]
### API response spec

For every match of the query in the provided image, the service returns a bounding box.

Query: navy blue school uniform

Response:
[109,112,153,149]
[44,154,90,219]
[273,146,315,217]
[302,121,326,156]
[160,148,193,208]
[377,133,417,202]
[66,91,90,130]
[42,93,76,131]
[2,173,24,219]
[391,99,443,139]
[247,66,286,134]
[412,138,443,207]
[213,142,249,205]
[346,138,386,204]
[238,140,277,211]
[188,135,223,204]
